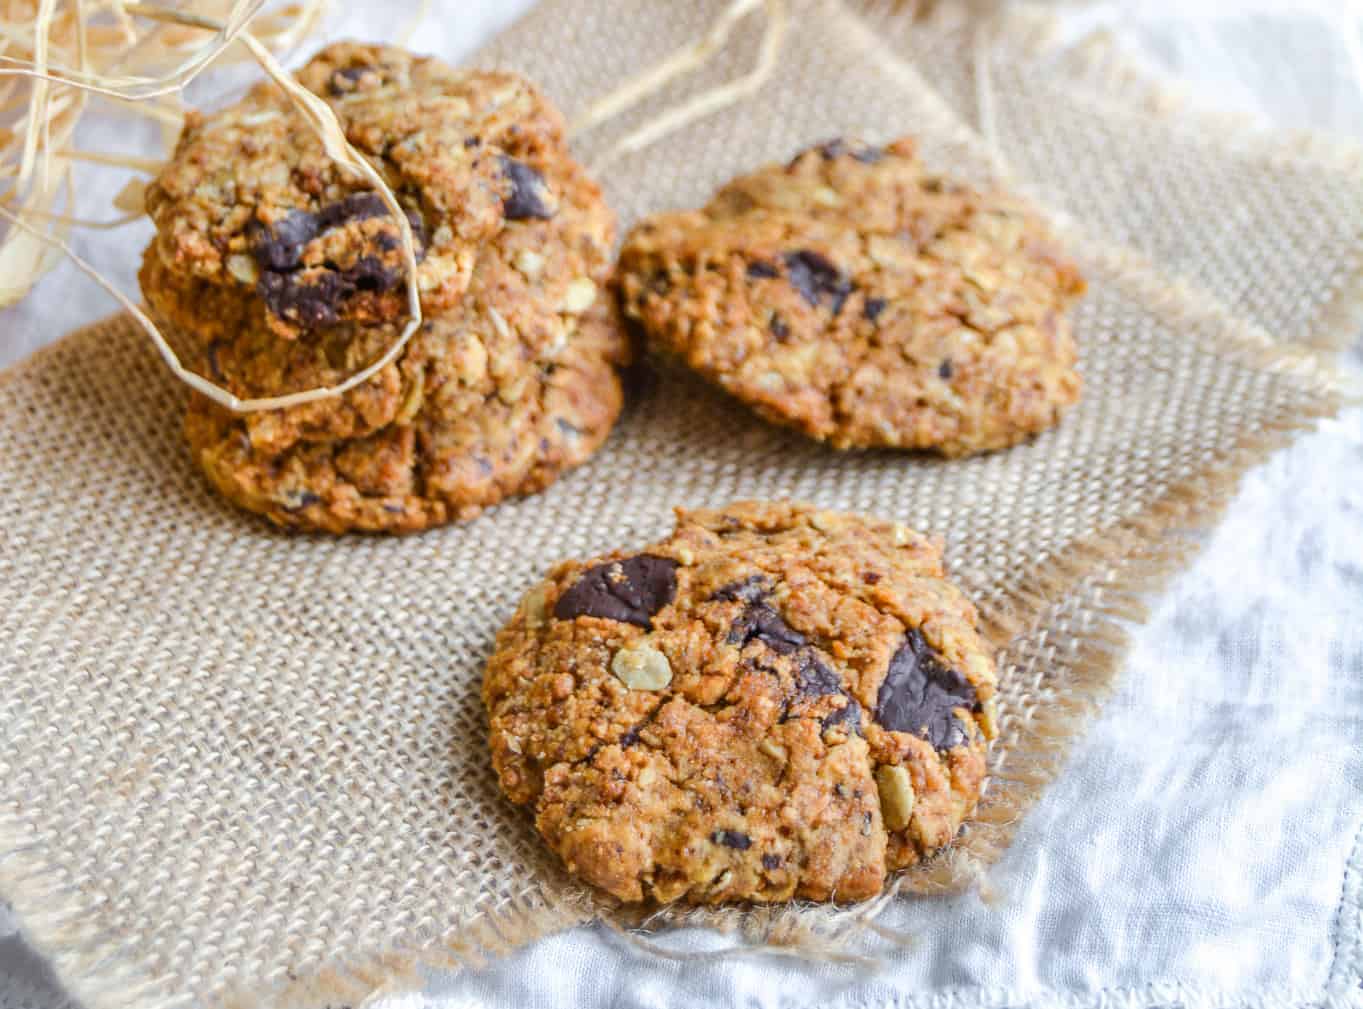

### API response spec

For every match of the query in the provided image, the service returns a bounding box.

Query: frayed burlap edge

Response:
[0,2,1357,1007]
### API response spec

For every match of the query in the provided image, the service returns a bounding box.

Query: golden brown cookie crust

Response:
[617,137,1086,456]
[484,502,998,904]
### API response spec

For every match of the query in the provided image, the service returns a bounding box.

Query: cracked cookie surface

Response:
[617,137,1086,456]
[142,41,566,341]
[484,501,998,904]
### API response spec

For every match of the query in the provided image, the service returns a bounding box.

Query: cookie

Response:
[184,281,631,534]
[142,41,566,342]
[484,502,998,904]
[174,151,616,459]
[616,137,1086,456]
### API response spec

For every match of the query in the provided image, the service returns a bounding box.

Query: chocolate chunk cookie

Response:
[173,149,616,456]
[182,166,627,532]
[484,502,998,904]
[185,296,629,533]
[142,41,566,342]
[159,43,628,533]
[616,137,1086,456]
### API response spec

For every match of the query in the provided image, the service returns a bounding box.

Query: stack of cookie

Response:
[140,42,630,533]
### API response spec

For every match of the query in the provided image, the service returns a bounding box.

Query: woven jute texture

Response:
[0,3,1356,1008]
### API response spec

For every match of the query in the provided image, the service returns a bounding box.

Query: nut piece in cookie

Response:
[483,501,998,904]
[616,137,1086,456]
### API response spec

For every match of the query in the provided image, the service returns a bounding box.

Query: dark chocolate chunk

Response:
[464,135,482,148]
[710,575,770,605]
[782,250,852,314]
[317,192,388,230]
[553,554,680,628]
[874,629,978,750]
[712,830,752,850]
[761,853,781,870]
[821,698,862,733]
[251,210,319,272]
[770,313,789,340]
[728,602,806,655]
[252,193,394,275]
[864,297,887,322]
[938,360,954,380]
[499,155,555,220]
[794,653,841,697]
[258,256,400,327]
[250,191,417,325]
[346,255,400,293]
[259,270,344,327]
[327,65,369,96]
[746,260,779,279]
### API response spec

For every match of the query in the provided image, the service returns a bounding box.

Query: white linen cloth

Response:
[2,3,1360,1007]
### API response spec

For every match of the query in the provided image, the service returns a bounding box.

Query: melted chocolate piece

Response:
[746,260,779,279]
[250,193,419,326]
[938,360,954,380]
[553,554,679,628]
[874,629,978,750]
[761,853,781,870]
[716,578,861,734]
[258,257,401,328]
[770,313,790,340]
[821,698,862,733]
[864,297,887,322]
[252,210,318,272]
[327,65,370,96]
[782,250,852,314]
[727,603,805,655]
[795,652,841,696]
[500,156,555,220]
[712,830,752,850]
[317,192,388,230]
[258,270,342,327]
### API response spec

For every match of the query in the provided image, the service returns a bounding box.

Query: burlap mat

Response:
[0,3,1355,1008]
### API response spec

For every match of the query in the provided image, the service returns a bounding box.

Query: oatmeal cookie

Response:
[174,151,615,459]
[142,41,568,342]
[484,501,998,904]
[616,137,1086,456]
[185,295,630,533]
